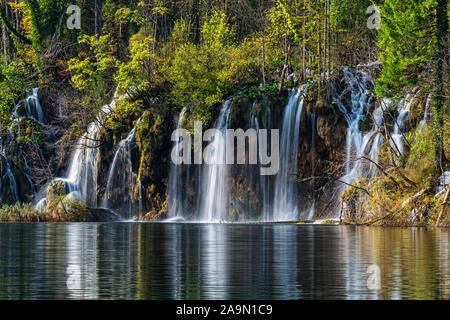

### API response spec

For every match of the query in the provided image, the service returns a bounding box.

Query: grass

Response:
[0,203,69,222]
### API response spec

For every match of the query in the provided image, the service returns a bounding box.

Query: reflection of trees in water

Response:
[0,224,449,299]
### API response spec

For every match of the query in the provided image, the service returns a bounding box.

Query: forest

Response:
[0,0,448,226]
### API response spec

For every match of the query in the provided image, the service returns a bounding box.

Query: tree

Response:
[375,0,435,97]
[0,0,31,45]
[0,0,69,51]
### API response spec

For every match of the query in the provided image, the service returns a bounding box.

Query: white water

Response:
[36,91,120,210]
[2,157,19,202]
[332,69,381,216]
[1,88,45,203]
[272,85,308,221]
[391,94,414,156]
[168,107,188,218]
[12,88,44,123]
[102,114,144,218]
[198,99,232,222]
[420,93,433,128]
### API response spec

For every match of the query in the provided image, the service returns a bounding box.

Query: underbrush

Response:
[0,203,68,222]
[341,124,448,226]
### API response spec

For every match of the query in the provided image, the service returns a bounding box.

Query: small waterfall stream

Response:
[199,99,232,222]
[331,68,382,216]
[420,93,433,128]
[1,88,44,203]
[102,114,145,218]
[13,88,45,124]
[391,94,415,156]
[272,85,308,221]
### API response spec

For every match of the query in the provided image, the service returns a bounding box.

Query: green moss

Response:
[321,220,339,225]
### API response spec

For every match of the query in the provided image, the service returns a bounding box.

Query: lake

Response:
[0,223,449,300]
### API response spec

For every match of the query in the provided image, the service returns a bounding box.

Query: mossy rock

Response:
[321,220,339,225]
[46,180,68,212]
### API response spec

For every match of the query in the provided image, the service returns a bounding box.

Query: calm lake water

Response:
[0,222,449,300]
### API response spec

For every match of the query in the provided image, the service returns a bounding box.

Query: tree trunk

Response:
[278,44,291,93]
[0,0,31,45]
[192,0,200,44]
[95,0,103,36]
[302,0,306,81]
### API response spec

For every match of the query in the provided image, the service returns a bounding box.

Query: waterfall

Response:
[168,107,188,218]
[199,99,232,222]
[367,107,383,177]
[12,88,44,124]
[1,156,19,202]
[1,88,44,204]
[61,122,102,206]
[391,94,416,156]
[331,68,382,216]
[420,93,433,128]
[102,114,144,218]
[332,68,374,174]
[35,91,120,211]
[272,85,307,222]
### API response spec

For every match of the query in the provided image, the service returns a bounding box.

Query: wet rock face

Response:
[87,208,120,222]
[294,95,348,218]
[315,103,347,149]
[135,108,174,219]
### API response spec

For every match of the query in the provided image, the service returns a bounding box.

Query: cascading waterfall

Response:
[391,94,415,156]
[35,90,120,211]
[420,93,433,128]
[272,85,308,221]
[61,122,102,206]
[331,68,382,216]
[12,88,45,124]
[103,114,145,218]
[168,107,188,218]
[199,99,232,222]
[1,156,19,202]
[1,88,44,203]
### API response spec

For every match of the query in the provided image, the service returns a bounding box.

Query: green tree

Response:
[375,0,435,97]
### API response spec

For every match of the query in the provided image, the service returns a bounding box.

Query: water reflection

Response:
[0,223,448,300]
